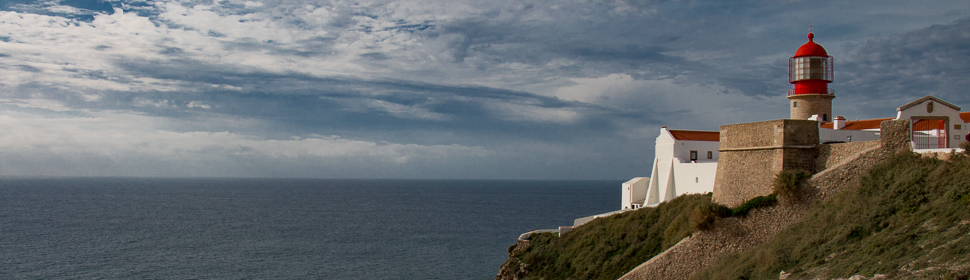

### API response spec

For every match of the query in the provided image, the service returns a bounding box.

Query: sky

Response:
[1,0,969,179]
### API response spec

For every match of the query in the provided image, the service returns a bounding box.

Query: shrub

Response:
[961,141,970,154]
[690,195,778,231]
[690,202,732,231]
[514,193,714,280]
[692,152,970,280]
[731,194,777,217]
[773,169,811,202]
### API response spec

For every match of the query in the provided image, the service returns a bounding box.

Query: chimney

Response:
[834,116,846,130]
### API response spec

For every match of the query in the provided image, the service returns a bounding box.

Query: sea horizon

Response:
[0,177,620,279]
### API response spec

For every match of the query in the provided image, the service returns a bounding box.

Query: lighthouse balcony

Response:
[788,88,835,96]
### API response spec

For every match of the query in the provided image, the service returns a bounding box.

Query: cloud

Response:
[0,109,492,177]
[836,18,970,117]
[1,0,969,179]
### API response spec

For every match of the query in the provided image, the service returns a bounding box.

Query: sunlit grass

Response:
[692,152,970,279]
[513,191,779,279]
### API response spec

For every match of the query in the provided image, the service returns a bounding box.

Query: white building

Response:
[618,21,969,214]
[622,126,719,210]
[622,96,970,211]
[817,96,970,149]
[818,116,884,143]
[895,96,969,150]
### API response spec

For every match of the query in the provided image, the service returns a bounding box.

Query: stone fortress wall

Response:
[712,119,819,208]
[619,119,913,280]
[814,140,881,172]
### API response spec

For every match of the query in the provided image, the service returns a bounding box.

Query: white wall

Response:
[655,130,675,162]
[672,140,719,163]
[671,161,718,196]
[656,127,720,163]
[621,177,649,210]
[644,158,718,207]
[896,98,967,149]
[639,127,721,208]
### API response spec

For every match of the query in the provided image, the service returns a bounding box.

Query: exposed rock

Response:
[495,119,915,279]
[494,240,530,280]
[618,142,891,280]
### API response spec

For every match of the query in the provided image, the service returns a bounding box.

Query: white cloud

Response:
[485,102,582,124]
[554,73,642,104]
[1,0,969,179]
[552,73,789,129]
[361,99,450,121]
[186,101,211,109]
[2,98,75,112]
[134,98,178,108]
[0,108,491,176]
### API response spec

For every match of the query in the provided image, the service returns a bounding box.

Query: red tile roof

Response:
[820,112,969,131]
[668,130,719,141]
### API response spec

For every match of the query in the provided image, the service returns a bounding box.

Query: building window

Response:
[690,150,698,161]
[793,102,797,108]
[956,124,962,130]
[695,177,699,183]
[823,114,828,121]
[707,151,713,159]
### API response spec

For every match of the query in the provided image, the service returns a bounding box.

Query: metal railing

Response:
[788,88,835,96]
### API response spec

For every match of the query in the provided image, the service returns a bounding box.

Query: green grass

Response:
[510,193,779,280]
[690,152,970,280]
[513,194,711,280]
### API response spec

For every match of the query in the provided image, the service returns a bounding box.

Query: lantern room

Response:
[787,32,836,121]
[788,33,833,95]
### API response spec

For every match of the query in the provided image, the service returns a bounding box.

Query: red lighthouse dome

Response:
[793,33,828,57]
[788,32,833,96]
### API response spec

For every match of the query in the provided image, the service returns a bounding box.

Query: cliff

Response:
[496,132,970,279]
[620,142,888,280]
[493,193,713,280]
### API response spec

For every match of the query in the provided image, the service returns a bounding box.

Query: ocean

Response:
[0,178,619,279]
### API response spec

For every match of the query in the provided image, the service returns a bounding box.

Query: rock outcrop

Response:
[494,240,530,280]
[619,142,892,280]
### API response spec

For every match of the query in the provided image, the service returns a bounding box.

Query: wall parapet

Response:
[713,119,819,208]
[880,119,911,153]
[719,145,816,152]
[815,140,880,171]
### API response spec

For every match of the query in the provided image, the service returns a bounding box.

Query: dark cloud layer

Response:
[1,0,969,179]
[838,18,970,115]
[94,58,633,146]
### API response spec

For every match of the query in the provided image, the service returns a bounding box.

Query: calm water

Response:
[0,178,618,279]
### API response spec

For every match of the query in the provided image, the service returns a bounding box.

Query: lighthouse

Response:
[788,32,834,121]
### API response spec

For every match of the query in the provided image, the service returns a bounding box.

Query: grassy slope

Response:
[514,193,711,280]
[692,152,970,279]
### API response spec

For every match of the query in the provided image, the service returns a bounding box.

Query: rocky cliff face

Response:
[621,143,891,280]
[494,120,917,279]
[494,240,530,280]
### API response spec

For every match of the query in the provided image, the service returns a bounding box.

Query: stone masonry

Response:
[712,119,819,208]
[815,140,881,172]
[880,119,911,154]
[618,120,913,280]
[789,94,835,121]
